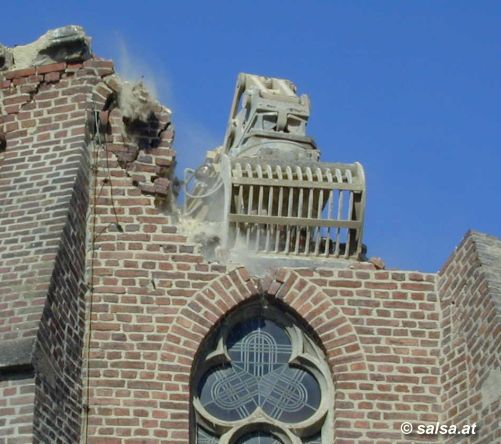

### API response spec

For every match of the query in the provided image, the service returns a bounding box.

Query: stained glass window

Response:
[303,434,322,444]
[236,432,282,444]
[192,302,332,443]
[198,317,321,423]
[197,428,219,444]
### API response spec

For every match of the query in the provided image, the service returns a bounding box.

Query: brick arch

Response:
[261,269,368,376]
[157,267,367,441]
[160,267,258,368]
[161,267,367,374]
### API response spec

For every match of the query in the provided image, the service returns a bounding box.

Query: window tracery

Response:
[192,300,333,443]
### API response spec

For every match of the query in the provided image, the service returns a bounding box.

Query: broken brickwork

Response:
[83,112,446,442]
[0,27,499,444]
[83,148,446,442]
[0,27,176,442]
[94,78,175,209]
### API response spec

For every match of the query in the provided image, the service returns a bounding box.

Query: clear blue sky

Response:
[3,1,500,272]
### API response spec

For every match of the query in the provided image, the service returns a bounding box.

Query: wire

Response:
[82,104,122,443]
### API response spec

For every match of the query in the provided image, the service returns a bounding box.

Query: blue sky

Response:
[3,1,500,272]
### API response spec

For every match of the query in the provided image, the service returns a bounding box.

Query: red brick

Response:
[5,67,37,79]
[37,62,66,74]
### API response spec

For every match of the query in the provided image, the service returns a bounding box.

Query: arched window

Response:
[191,299,333,443]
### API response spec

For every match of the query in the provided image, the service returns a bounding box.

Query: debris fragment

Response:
[369,256,386,269]
[7,25,92,70]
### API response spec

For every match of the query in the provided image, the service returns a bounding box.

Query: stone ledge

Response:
[0,337,34,371]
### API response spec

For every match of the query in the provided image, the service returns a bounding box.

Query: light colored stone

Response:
[0,44,14,71]
[6,25,92,70]
[481,367,501,410]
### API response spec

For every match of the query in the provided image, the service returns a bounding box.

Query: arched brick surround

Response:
[159,267,367,441]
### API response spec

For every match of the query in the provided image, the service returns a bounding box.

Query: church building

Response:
[0,27,499,444]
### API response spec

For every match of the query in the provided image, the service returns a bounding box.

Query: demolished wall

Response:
[0,25,500,444]
[0,26,177,443]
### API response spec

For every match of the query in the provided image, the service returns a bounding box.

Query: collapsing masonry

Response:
[94,76,177,211]
[1,26,368,273]
[182,73,367,272]
[0,26,177,442]
[1,26,500,444]
[0,26,177,210]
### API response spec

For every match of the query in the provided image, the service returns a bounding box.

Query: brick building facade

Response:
[0,28,499,444]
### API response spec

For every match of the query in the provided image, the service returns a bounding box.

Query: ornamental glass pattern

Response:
[193,303,333,443]
[236,432,282,444]
[199,318,321,423]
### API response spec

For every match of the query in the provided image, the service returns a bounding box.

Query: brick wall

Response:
[84,135,225,443]
[0,60,100,442]
[32,155,89,443]
[439,232,501,443]
[1,32,500,444]
[0,56,176,442]
[1,50,178,441]
[161,267,441,443]
[84,138,443,441]
[0,61,95,345]
[0,56,174,349]
[0,370,35,443]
